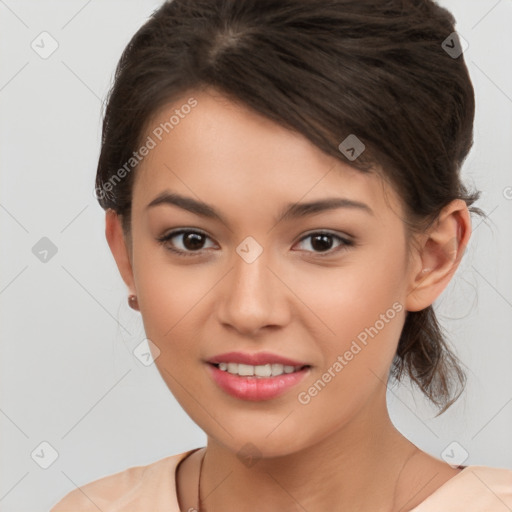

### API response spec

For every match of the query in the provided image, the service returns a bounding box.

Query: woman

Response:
[51,0,512,510]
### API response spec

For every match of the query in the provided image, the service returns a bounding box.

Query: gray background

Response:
[1,1,511,510]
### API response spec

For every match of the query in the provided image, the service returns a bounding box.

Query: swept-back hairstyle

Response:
[95,0,482,414]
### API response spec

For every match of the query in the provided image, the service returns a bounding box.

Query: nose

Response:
[215,248,291,336]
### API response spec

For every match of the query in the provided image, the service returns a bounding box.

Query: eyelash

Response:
[156,229,354,258]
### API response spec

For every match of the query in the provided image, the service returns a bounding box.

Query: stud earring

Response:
[128,294,139,310]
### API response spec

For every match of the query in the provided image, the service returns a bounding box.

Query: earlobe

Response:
[105,209,136,296]
[405,199,471,312]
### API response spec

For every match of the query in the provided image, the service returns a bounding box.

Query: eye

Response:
[156,229,217,256]
[293,231,353,255]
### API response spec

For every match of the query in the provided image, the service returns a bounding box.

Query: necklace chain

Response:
[196,447,206,512]
[194,446,418,512]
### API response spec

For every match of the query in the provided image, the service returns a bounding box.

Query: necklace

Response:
[194,446,418,512]
[196,447,206,512]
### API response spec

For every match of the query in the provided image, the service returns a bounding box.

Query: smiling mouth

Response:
[209,362,311,378]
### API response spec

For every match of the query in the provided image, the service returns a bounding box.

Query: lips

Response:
[205,351,312,401]
[207,351,309,367]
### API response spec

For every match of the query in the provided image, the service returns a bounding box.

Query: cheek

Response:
[133,262,210,408]
[132,252,215,375]
[133,239,211,329]
[289,268,406,443]
[291,247,407,394]
[296,250,406,341]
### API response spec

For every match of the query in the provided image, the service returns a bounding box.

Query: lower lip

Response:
[206,363,310,401]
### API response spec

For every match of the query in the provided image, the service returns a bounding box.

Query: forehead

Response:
[132,88,402,220]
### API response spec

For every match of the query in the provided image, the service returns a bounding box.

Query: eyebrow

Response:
[145,191,373,224]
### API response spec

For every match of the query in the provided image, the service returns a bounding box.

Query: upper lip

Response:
[207,351,310,367]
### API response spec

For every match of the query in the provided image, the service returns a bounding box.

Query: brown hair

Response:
[95,0,483,414]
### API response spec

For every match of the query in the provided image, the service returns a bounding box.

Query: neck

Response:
[199,394,423,512]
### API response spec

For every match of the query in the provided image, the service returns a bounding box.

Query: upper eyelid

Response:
[159,228,350,240]
[298,229,352,240]
[159,228,217,245]
[293,232,353,252]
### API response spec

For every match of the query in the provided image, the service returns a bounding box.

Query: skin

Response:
[106,87,472,512]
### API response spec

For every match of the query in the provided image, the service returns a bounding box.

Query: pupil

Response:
[312,235,332,252]
[184,233,204,250]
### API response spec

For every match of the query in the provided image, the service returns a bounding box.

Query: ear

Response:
[105,209,136,299]
[405,199,471,312]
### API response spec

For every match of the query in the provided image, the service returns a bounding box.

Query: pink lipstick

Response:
[205,351,311,401]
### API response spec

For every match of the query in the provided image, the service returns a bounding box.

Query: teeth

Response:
[271,363,282,375]
[216,362,304,377]
[238,363,254,376]
[255,364,272,377]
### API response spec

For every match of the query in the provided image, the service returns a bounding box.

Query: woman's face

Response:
[123,88,419,457]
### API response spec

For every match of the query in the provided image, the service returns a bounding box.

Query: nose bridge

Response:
[217,240,285,333]
[231,246,272,309]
